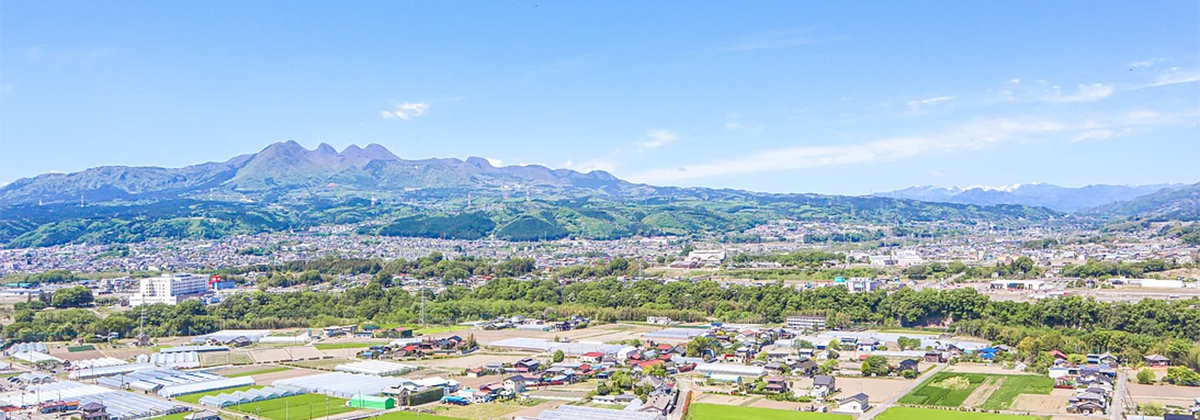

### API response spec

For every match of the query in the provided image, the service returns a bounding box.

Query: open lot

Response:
[434,400,538,420]
[408,353,526,371]
[226,394,356,420]
[876,407,1045,420]
[213,365,291,377]
[1011,393,1069,414]
[285,358,354,370]
[200,351,254,367]
[369,412,465,420]
[686,403,851,420]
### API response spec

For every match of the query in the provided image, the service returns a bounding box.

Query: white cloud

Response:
[1072,128,1130,142]
[381,102,430,120]
[718,30,813,52]
[1046,83,1113,103]
[484,157,503,167]
[562,159,617,173]
[906,96,953,109]
[628,119,1068,183]
[724,122,744,130]
[1148,68,1200,87]
[637,129,680,150]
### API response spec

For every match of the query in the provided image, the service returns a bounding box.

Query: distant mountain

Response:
[1087,182,1200,221]
[0,141,1068,248]
[0,141,638,205]
[873,183,1179,212]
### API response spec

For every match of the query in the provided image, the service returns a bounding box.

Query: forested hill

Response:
[0,141,1066,248]
[1088,182,1200,221]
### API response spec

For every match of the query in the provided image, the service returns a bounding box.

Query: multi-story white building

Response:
[129,273,209,306]
[786,315,827,331]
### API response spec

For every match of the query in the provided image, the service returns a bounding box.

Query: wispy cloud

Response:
[1146,67,1200,88]
[1045,83,1114,103]
[907,96,954,109]
[717,30,814,52]
[563,159,618,173]
[637,129,680,150]
[629,119,1069,183]
[1072,128,1131,142]
[381,102,430,120]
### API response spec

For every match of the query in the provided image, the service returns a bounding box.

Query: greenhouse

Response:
[157,376,255,397]
[274,372,412,398]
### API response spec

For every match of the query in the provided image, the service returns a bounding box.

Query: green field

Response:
[67,345,96,352]
[876,407,1047,420]
[899,373,989,406]
[226,366,292,378]
[686,403,853,420]
[899,373,1054,409]
[227,394,355,420]
[143,412,191,420]
[370,411,465,420]
[175,385,262,404]
[313,342,387,350]
[979,375,1054,410]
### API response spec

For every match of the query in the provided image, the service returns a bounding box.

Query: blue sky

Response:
[2,1,1198,195]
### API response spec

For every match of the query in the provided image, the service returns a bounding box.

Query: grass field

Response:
[434,401,531,420]
[877,407,1047,420]
[313,342,387,350]
[686,403,853,420]
[144,412,191,420]
[370,412,465,420]
[226,394,355,420]
[226,366,292,378]
[175,385,261,404]
[67,345,96,352]
[979,375,1054,410]
[285,358,352,370]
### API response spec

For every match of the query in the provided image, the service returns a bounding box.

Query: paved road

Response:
[858,363,947,420]
[1111,370,1127,420]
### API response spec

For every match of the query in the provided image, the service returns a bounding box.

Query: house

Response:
[833,393,871,415]
[79,403,108,420]
[1145,354,1170,367]
[580,352,604,364]
[1067,401,1105,414]
[794,359,819,376]
[764,375,789,393]
[503,376,527,393]
[593,394,638,405]
[383,327,414,339]
[1048,350,1068,360]
[897,359,920,375]
[856,339,880,352]
[515,358,541,372]
[811,375,836,398]
[1087,353,1118,367]
[924,351,947,363]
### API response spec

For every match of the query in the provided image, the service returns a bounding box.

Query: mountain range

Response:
[874,183,1181,212]
[0,141,1194,248]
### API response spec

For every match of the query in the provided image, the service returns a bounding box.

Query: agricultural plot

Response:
[875,407,1046,420]
[899,373,1052,409]
[898,373,989,406]
[686,403,852,420]
[226,394,355,420]
[199,351,253,367]
[370,412,465,420]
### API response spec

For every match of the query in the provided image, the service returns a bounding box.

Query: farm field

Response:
[898,373,1052,409]
[434,400,539,420]
[200,351,254,367]
[876,407,1046,420]
[226,394,355,420]
[686,403,852,420]
[369,412,465,420]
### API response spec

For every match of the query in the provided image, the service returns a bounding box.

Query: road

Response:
[858,363,946,420]
[1111,370,1127,420]
[668,373,693,420]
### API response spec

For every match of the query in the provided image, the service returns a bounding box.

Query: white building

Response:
[786,315,826,331]
[129,273,209,306]
[687,250,726,266]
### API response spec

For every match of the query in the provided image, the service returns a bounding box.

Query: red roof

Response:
[581,352,605,358]
[636,359,664,369]
[657,344,672,350]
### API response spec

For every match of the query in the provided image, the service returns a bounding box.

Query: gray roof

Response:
[814,375,835,386]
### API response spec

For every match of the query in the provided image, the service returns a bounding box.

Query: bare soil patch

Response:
[1011,394,1068,414]
[962,376,1004,408]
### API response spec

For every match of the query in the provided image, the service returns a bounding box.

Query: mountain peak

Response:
[360,143,399,161]
[314,143,338,156]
